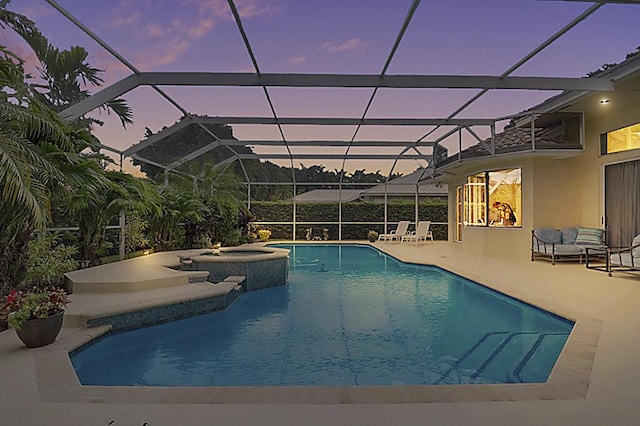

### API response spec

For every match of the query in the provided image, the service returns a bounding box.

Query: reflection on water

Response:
[72,244,572,387]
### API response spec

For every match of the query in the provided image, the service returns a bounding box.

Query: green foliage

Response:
[297,203,339,221]
[22,232,77,289]
[131,121,241,179]
[124,212,150,253]
[147,188,205,251]
[61,171,161,265]
[0,3,135,293]
[251,201,293,221]
[220,228,244,247]
[585,46,640,77]
[249,200,448,240]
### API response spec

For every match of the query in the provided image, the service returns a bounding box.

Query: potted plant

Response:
[368,230,379,242]
[2,287,70,348]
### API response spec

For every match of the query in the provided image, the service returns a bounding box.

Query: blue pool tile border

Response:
[86,288,241,332]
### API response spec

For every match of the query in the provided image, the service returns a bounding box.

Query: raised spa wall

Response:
[180,246,290,292]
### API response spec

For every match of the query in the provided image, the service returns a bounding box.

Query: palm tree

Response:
[60,170,161,266]
[0,46,98,294]
[0,0,132,128]
[147,186,208,251]
[0,3,135,290]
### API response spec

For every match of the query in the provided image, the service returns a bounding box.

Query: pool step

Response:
[435,331,570,384]
[188,271,210,283]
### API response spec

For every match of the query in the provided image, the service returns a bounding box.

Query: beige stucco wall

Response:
[443,72,640,260]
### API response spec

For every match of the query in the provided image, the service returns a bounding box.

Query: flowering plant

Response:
[258,229,271,241]
[2,287,69,330]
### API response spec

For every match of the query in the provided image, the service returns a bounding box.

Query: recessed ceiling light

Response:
[600,99,610,104]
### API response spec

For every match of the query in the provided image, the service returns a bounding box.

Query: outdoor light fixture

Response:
[600,99,610,104]
[143,250,150,255]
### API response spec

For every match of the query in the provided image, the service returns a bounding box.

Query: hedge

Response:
[250,200,448,240]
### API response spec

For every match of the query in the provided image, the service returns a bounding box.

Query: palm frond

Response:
[0,131,51,225]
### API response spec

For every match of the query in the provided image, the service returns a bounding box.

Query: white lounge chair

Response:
[401,221,434,245]
[378,221,410,242]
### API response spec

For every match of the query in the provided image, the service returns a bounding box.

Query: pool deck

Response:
[2,241,640,425]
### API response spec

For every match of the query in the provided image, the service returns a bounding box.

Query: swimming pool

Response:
[71,244,572,386]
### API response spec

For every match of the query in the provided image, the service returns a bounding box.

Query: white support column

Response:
[292,183,297,241]
[415,185,419,227]
[119,212,125,261]
[384,184,388,234]
[339,200,343,241]
[119,154,125,261]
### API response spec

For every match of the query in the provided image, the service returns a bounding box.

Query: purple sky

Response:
[2,0,640,175]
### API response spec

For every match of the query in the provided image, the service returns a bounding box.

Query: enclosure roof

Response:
[9,0,640,184]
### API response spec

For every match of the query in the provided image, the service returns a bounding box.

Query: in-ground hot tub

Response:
[181,246,290,291]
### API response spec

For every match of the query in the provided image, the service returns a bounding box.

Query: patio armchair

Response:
[378,221,410,242]
[604,235,640,277]
[401,221,434,245]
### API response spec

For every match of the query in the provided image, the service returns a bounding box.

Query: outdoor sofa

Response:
[531,227,606,265]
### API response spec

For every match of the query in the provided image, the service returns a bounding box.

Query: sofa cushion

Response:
[610,253,638,267]
[553,245,584,255]
[534,228,562,244]
[575,227,605,246]
[560,227,578,245]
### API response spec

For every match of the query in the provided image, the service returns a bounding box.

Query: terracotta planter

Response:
[15,311,64,348]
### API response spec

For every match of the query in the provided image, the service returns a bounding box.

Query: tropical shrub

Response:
[22,232,77,289]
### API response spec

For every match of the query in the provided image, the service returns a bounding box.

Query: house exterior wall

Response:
[446,157,534,260]
[443,72,640,260]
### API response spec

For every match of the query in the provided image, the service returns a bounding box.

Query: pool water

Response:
[71,244,572,386]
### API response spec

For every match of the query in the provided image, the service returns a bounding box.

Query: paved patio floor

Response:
[1,241,639,425]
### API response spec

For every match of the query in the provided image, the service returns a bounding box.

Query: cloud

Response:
[91,51,131,85]
[171,17,214,39]
[105,0,282,70]
[320,38,366,53]
[193,0,282,20]
[287,56,307,66]
[236,65,256,72]
[143,23,166,39]
[132,39,191,70]
[112,11,141,27]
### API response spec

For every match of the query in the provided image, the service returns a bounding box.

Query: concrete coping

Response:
[189,246,290,263]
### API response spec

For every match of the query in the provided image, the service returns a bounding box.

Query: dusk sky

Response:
[2,0,640,176]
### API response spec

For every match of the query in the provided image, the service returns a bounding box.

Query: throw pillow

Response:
[575,227,604,246]
[534,228,562,244]
[560,227,578,245]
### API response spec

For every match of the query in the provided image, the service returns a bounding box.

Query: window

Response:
[464,168,521,228]
[464,173,486,225]
[602,122,640,155]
